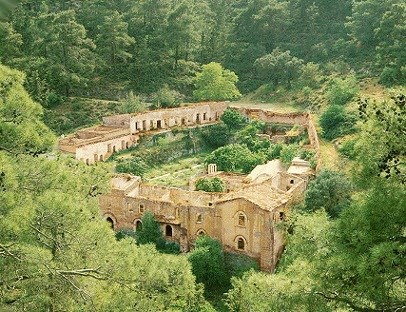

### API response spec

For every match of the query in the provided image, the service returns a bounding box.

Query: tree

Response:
[319,105,356,140]
[357,94,406,184]
[375,2,406,85]
[0,65,211,311]
[279,144,300,165]
[188,236,228,295]
[193,62,241,101]
[32,9,97,96]
[254,48,304,89]
[220,108,247,130]
[205,144,264,174]
[0,22,22,64]
[303,170,352,218]
[0,65,55,155]
[235,122,270,153]
[135,211,165,247]
[200,123,230,148]
[195,177,225,192]
[326,75,359,105]
[96,10,135,73]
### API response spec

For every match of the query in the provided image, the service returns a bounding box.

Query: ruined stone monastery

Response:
[59,102,320,271]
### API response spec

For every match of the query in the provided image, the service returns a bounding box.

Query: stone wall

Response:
[232,107,321,171]
[76,133,138,165]
[129,102,228,133]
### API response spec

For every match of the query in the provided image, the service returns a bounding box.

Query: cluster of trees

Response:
[0,0,404,105]
[225,95,405,311]
[203,108,312,173]
[0,65,214,311]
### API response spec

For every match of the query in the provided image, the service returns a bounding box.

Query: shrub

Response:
[46,91,64,107]
[327,75,358,105]
[119,91,146,113]
[280,144,300,165]
[320,105,356,140]
[200,123,230,148]
[195,177,225,192]
[116,157,149,177]
[338,139,357,159]
[303,169,352,218]
[151,84,183,108]
[379,67,400,87]
[205,144,265,174]
[267,143,283,160]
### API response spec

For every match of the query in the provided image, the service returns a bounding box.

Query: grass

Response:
[143,153,208,188]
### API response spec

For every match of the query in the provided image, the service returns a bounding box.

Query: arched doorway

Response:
[135,220,142,231]
[106,217,114,229]
[165,225,173,237]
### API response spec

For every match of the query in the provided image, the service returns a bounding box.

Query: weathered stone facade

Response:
[100,160,310,272]
[60,102,320,271]
[59,102,228,164]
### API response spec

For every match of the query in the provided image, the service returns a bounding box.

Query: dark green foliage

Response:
[235,122,270,153]
[267,143,283,160]
[320,105,356,140]
[224,252,259,279]
[379,66,405,86]
[279,144,300,165]
[220,108,247,130]
[326,76,359,105]
[254,48,304,89]
[188,236,229,294]
[303,170,352,218]
[116,156,149,177]
[205,144,265,174]
[195,177,225,192]
[338,138,357,159]
[200,123,230,148]
[135,211,165,246]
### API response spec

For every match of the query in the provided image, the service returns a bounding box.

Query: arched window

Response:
[196,214,202,223]
[106,217,114,229]
[236,236,246,251]
[196,229,206,236]
[165,225,173,237]
[135,220,142,231]
[236,212,247,227]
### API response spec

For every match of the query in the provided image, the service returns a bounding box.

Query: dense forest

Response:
[0,0,405,102]
[0,0,405,311]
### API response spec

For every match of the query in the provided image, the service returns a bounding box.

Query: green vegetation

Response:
[193,62,241,101]
[0,65,211,311]
[195,177,225,192]
[302,169,353,218]
[319,105,356,140]
[1,0,405,310]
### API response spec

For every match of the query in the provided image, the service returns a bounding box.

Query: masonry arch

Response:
[134,219,142,231]
[235,235,247,251]
[196,229,206,236]
[234,211,247,227]
[165,224,173,237]
[103,213,117,230]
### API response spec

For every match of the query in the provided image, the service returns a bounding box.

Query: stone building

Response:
[59,102,320,270]
[59,102,228,164]
[99,159,311,272]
